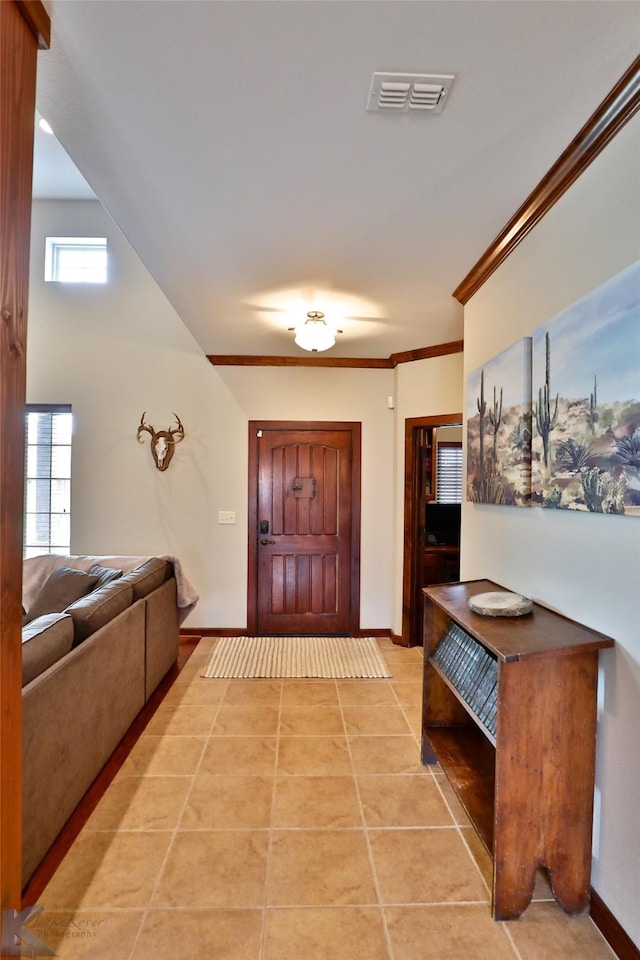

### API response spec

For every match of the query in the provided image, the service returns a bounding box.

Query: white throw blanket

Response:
[23,554,199,624]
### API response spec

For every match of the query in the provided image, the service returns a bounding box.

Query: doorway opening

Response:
[401,414,463,647]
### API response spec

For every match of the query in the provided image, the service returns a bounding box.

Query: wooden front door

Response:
[248,422,360,636]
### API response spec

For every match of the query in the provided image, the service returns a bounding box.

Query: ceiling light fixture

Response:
[290,311,342,353]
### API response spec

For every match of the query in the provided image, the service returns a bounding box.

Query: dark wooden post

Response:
[0,0,49,936]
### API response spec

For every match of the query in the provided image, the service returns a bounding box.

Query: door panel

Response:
[253,426,356,635]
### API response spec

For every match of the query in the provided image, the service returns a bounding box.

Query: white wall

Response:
[391,353,464,634]
[27,200,397,630]
[461,115,640,942]
[214,364,395,629]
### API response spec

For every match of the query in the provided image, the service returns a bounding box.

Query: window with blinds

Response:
[436,442,462,503]
[24,405,72,558]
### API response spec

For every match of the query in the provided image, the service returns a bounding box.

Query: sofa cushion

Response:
[65,580,134,646]
[88,563,123,588]
[24,566,99,623]
[22,613,74,686]
[120,558,170,600]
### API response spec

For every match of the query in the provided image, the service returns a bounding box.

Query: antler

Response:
[137,413,185,471]
[137,412,155,443]
[169,414,185,444]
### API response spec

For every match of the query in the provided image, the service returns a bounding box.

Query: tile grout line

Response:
[422,663,524,960]
[338,665,396,960]
[381,640,507,953]
[397,643,549,955]
[259,677,285,960]
[386,651,433,765]
[502,921,528,960]
[125,646,228,960]
[38,639,614,959]
[406,637,495,909]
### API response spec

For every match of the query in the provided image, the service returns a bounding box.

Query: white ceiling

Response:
[33,1,640,359]
[33,113,94,200]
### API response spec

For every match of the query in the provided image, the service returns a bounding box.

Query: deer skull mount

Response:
[137,413,185,471]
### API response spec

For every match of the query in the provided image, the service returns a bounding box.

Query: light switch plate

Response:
[218,511,236,524]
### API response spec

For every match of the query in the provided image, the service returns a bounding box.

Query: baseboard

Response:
[591,889,640,960]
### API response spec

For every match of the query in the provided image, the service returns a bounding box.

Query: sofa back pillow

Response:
[22,613,74,686]
[119,558,170,600]
[65,580,134,646]
[24,566,99,624]
[88,563,123,588]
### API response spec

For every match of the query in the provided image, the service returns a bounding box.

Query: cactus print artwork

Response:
[466,338,532,506]
[530,260,639,515]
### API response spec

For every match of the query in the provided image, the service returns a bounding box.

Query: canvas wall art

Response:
[466,337,532,506]
[531,260,640,515]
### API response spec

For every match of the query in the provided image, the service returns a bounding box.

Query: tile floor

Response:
[33,637,616,959]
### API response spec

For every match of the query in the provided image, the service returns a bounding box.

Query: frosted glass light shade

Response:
[294,316,336,352]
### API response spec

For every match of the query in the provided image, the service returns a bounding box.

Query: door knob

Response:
[260,539,276,545]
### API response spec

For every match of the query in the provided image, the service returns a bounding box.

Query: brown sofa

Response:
[21,557,181,886]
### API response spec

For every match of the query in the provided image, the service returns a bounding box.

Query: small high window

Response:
[45,237,107,283]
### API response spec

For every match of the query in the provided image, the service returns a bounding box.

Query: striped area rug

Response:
[202,636,391,679]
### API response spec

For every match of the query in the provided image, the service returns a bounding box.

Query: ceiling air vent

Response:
[367,72,454,114]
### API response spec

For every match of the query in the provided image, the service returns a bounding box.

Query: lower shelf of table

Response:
[422,722,496,853]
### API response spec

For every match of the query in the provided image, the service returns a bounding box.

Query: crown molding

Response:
[453,55,640,305]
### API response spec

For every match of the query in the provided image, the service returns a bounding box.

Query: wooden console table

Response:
[421,579,614,921]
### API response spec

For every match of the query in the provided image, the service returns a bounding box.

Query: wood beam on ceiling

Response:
[208,355,393,369]
[389,340,464,366]
[15,0,50,48]
[207,339,463,368]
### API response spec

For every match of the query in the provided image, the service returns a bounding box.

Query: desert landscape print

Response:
[531,260,640,516]
[466,337,532,506]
